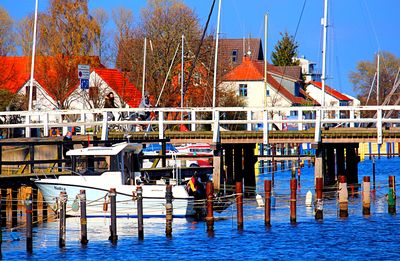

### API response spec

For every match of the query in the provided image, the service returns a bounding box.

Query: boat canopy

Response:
[66,142,143,156]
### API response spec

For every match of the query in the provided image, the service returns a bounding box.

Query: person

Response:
[63,131,74,166]
[186,172,205,199]
[139,92,151,120]
[104,92,117,120]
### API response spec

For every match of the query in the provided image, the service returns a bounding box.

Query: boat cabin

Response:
[66,142,143,184]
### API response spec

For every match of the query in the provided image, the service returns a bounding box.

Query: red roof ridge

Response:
[308,81,352,101]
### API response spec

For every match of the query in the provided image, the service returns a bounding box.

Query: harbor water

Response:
[2,157,400,260]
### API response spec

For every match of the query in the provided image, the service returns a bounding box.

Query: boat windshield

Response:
[71,154,123,175]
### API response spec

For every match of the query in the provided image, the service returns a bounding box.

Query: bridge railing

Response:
[0,106,399,144]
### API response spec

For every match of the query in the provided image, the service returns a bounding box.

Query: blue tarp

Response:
[142,143,178,152]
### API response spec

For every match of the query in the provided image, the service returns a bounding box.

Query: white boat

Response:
[35,142,199,218]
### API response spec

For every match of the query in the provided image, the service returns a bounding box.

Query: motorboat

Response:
[35,142,201,218]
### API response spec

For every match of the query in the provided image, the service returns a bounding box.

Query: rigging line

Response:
[361,0,381,51]
[183,0,216,98]
[276,0,307,96]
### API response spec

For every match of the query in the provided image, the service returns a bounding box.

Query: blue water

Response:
[2,157,400,260]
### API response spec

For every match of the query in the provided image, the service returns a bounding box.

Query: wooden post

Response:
[0,189,5,227]
[29,145,35,173]
[11,188,18,228]
[338,176,349,218]
[57,143,63,172]
[388,176,396,215]
[137,186,144,240]
[108,188,118,243]
[32,188,38,226]
[372,156,376,193]
[165,185,173,237]
[235,181,243,230]
[26,193,33,252]
[362,176,371,216]
[264,180,271,227]
[206,181,214,232]
[59,191,67,248]
[290,178,297,224]
[315,177,323,220]
[80,190,88,245]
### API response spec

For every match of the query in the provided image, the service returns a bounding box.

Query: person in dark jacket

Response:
[104,92,117,120]
[63,131,74,166]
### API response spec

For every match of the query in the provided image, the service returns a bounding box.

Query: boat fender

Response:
[305,190,313,207]
[71,197,80,212]
[256,194,265,207]
[103,201,108,212]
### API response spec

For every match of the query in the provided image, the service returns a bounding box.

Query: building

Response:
[219,56,318,129]
[294,56,321,82]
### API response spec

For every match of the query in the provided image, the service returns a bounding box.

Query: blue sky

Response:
[2,0,400,97]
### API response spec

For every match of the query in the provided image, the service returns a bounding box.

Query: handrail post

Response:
[263,110,269,145]
[246,110,252,131]
[212,110,220,144]
[377,108,382,144]
[298,109,303,131]
[349,109,355,128]
[80,113,86,135]
[191,110,196,131]
[101,111,108,141]
[43,112,49,137]
[315,109,321,143]
[158,110,164,140]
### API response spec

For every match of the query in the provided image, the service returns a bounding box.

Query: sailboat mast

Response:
[377,52,380,105]
[142,37,147,97]
[212,0,222,108]
[28,0,39,112]
[181,34,184,109]
[321,0,328,108]
[264,13,268,108]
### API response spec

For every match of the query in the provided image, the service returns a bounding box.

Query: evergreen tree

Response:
[271,32,299,66]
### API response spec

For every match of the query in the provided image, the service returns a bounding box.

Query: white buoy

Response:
[305,190,313,207]
[256,194,265,207]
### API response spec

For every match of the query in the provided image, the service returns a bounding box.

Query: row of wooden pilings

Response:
[0,176,397,255]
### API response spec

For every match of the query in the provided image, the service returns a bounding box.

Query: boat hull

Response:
[35,175,197,218]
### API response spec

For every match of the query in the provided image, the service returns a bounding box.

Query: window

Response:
[25,85,37,101]
[266,89,270,96]
[290,110,298,117]
[89,86,99,100]
[339,101,348,106]
[239,84,247,97]
[231,49,238,63]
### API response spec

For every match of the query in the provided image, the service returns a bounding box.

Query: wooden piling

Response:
[264,180,271,227]
[0,189,5,227]
[290,178,297,224]
[59,191,67,248]
[137,186,144,240]
[165,185,173,237]
[388,176,396,215]
[315,177,323,220]
[108,188,118,243]
[80,190,88,245]
[11,188,18,227]
[338,176,349,218]
[206,181,214,232]
[362,176,371,216]
[26,193,33,252]
[32,188,38,225]
[372,157,376,193]
[235,181,243,230]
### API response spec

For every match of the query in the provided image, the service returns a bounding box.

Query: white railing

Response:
[0,106,399,144]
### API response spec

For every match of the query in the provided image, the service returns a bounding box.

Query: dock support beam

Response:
[243,144,256,196]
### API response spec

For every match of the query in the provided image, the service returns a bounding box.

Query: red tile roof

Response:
[0,56,104,103]
[223,56,307,104]
[308,81,352,101]
[94,68,142,108]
